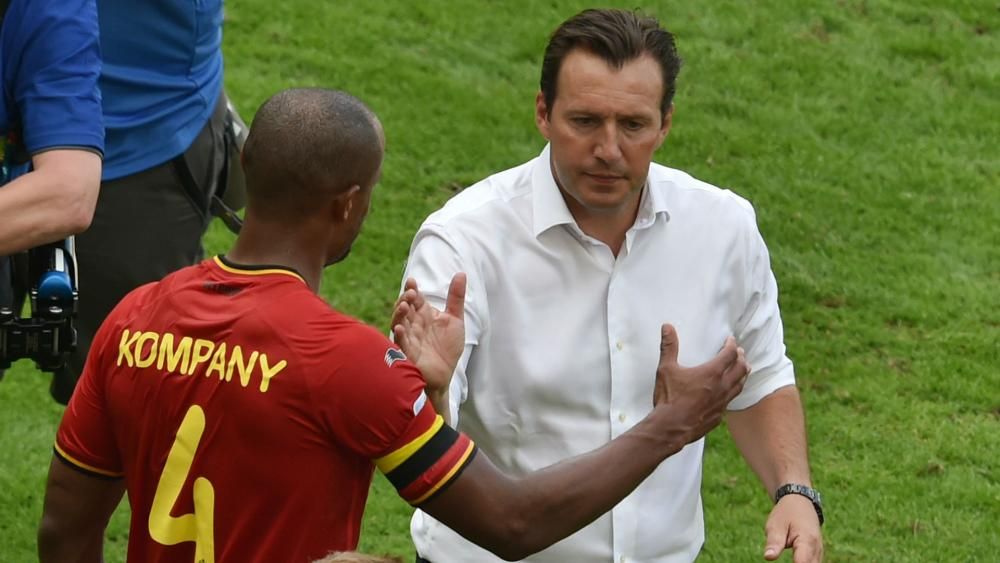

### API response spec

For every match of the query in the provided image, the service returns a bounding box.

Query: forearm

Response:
[727,385,812,494]
[38,517,104,563]
[0,150,100,255]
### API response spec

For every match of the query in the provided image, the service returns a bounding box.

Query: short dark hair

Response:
[540,9,682,117]
[242,88,382,216]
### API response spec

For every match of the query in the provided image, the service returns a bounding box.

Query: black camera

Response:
[0,238,78,372]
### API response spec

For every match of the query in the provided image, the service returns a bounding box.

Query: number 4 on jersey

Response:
[149,405,216,563]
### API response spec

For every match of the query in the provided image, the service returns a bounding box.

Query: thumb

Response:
[659,323,679,366]
[763,525,787,561]
[445,273,467,319]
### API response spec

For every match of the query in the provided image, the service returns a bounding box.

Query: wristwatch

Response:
[774,483,824,526]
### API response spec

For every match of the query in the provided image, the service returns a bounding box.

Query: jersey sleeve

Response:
[312,324,477,506]
[54,298,127,478]
[6,0,104,154]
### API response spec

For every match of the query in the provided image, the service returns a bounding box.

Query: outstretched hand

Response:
[764,494,824,562]
[391,273,467,396]
[653,324,750,443]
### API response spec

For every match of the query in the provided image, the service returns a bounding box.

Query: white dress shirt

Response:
[403,145,796,563]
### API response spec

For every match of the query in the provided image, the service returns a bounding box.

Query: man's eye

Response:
[623,120,644,131]
[571,117,595,126]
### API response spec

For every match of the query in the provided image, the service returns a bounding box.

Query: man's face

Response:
[536,49,671,219]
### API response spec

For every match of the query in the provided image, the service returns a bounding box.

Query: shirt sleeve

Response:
[54,305,125,478]
[728,207,796,410]
[401,225,487,425]
[315,324,477,506]
[6,0,104,155]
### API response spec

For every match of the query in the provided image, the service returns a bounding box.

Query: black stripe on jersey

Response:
[384,422,460,491]
[53,448,123,481]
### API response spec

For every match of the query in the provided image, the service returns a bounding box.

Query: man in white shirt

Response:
[402,8,824,563]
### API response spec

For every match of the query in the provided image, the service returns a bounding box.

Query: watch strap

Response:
[774,483,824,526]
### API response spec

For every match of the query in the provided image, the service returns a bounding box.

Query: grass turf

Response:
[1,1,997,561]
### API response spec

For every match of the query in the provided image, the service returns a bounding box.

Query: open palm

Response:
[391,273,467,394]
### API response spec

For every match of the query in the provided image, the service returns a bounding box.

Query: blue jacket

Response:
[98,0,224,180]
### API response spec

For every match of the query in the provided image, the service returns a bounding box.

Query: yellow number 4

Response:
[149,405,216,563]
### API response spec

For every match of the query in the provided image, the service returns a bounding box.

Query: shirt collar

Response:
[531,144,578,238]
[530,144,672,238]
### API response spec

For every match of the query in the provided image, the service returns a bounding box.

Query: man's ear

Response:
[332,185,361,222]
[535,91,551,140]
[658,104,674,146]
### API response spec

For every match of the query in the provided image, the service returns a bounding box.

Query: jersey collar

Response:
[213,255,306,284]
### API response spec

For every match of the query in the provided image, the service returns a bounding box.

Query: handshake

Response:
[392,272,749,441]
[0,239,78,371]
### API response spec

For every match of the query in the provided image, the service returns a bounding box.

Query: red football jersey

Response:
[56,257,476,563]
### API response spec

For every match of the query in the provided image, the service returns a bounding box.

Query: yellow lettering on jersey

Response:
[115,329,287,393]
[188,339,216,375]
[227,346,258,388]
[258,354,286,393]
[157,333,193,374]
[134,332,160,368]
[117,329,142,367]
[149,404,215,563]
[205,343,227,380]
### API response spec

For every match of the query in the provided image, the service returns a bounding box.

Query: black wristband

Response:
[774,483,824,526]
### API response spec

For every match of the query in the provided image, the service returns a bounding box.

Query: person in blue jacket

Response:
[0,0,103,375]
[0,0,103,256]
[50,0,228,402]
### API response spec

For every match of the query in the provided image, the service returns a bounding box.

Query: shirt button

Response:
[619,556,627,563]
[618,412,627,423]
[615,340,624,351]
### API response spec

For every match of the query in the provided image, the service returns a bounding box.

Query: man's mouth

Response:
[584,172,624,185]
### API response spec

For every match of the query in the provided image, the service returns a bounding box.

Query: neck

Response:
[225,220,325,292]
[563,189,643,257]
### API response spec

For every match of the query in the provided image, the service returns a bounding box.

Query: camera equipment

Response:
[0,238,78,371]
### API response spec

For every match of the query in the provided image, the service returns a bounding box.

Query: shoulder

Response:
[421,156,537,231]
[7,0,99,56]
[411,154,540,267]
[649,162,759,227]
[4,0,102,154]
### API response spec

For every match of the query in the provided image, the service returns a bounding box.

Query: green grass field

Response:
[2,1,998,561]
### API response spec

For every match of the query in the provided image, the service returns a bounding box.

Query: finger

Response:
[445,273,467,319]
[404,277,418,292]
[659,324,679,366]
[738,349,751,387]
[792,539,817,563]
[390,301,410,332]
[763,524,788,561]
[722,347,749,386]
[392,324,406,346]
[404,287,426,310]
[708,336,738,373]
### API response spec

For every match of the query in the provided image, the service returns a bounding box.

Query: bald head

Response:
[242,88,384,217]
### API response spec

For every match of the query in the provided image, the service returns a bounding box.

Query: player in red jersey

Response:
[38,88,749,563]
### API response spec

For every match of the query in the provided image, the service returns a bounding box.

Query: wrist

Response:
[644,404,692,458]
[426,387,449,409]
[774,483,824,526]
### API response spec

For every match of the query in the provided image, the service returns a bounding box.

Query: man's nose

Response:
[593,122,623,163]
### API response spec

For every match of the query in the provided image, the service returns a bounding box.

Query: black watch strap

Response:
[774,483,824,526]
